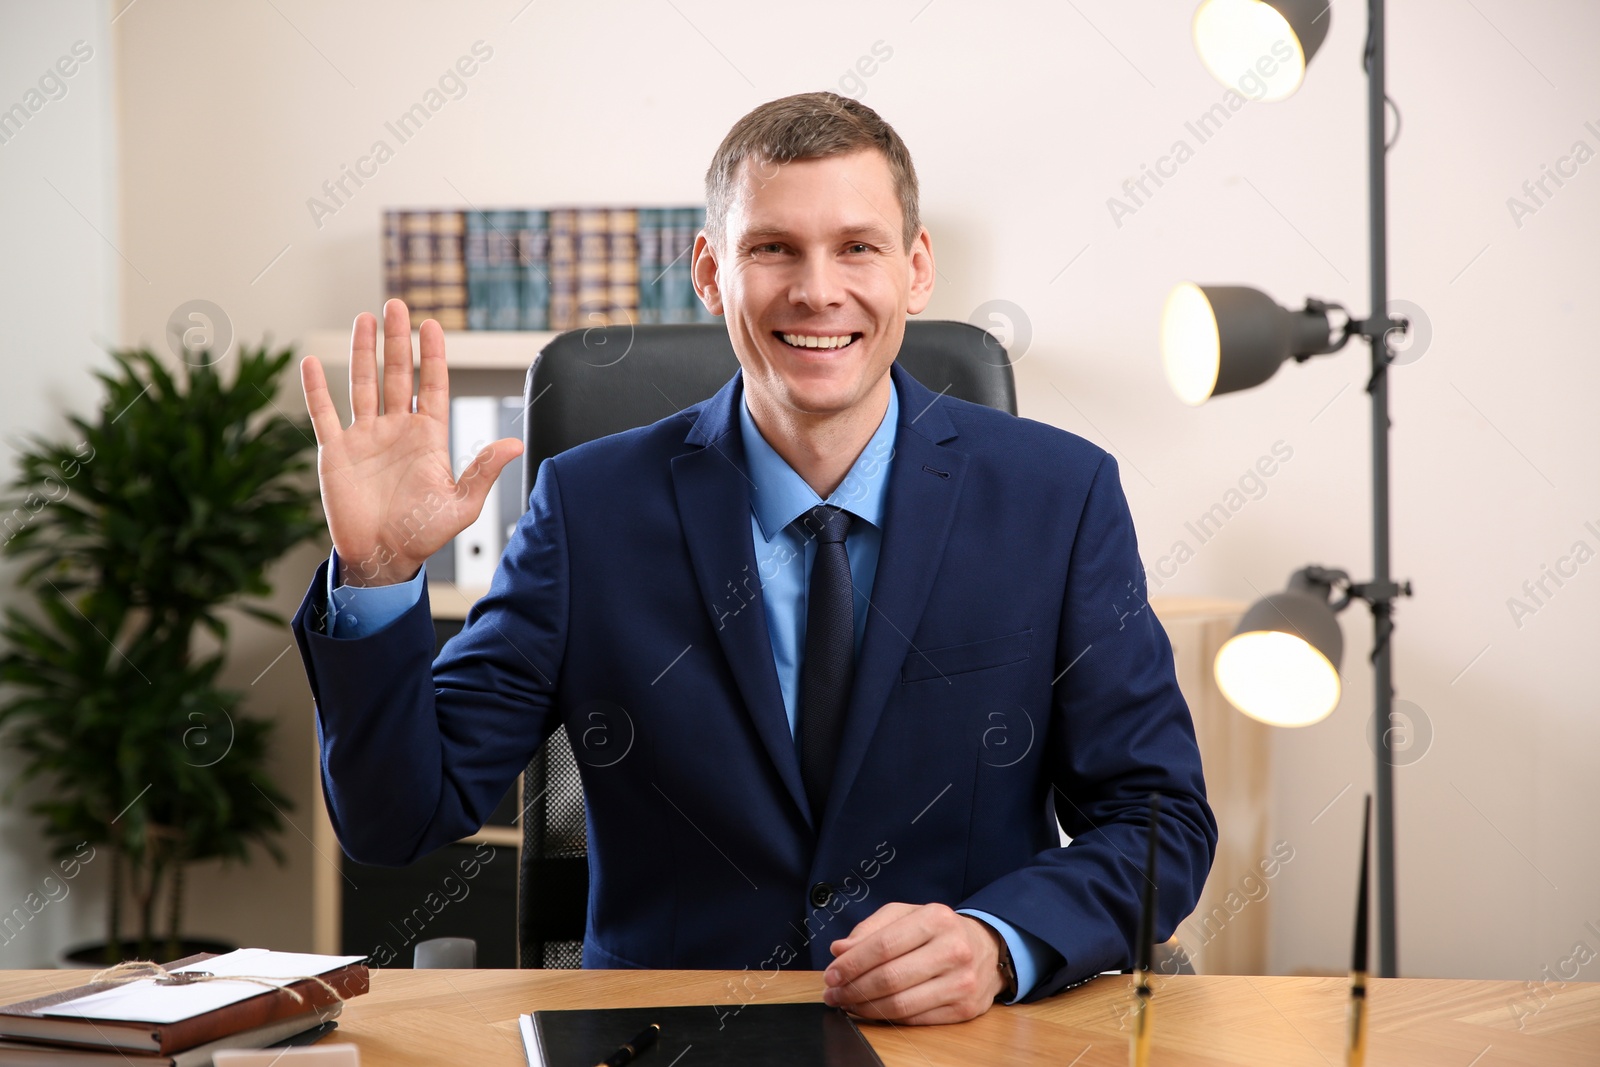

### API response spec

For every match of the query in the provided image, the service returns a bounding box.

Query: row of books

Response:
[383,207,719,332]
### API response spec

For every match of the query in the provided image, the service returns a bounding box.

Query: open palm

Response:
[300,300,522,587]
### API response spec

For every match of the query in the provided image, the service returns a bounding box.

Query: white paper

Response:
[46,948,367,1024]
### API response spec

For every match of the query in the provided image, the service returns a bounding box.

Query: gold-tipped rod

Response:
[1131,966,1154,1067]
[1348,795,1373,1067]
[1131,793,1160,1067]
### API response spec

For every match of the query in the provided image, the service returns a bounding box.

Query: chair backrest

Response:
[515,320,1016,968]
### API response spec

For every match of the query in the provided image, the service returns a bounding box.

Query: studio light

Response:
[1214,568,1346,727]
[1192,0,1330,102]
[1166,0,1414,976]
[1160,284,1342,405]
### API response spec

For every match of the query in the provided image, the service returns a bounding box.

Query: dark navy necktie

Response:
[794,504,855,820]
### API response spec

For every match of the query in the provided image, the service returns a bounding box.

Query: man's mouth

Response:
[773,331,862,352]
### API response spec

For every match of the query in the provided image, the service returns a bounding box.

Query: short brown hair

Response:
[704,91,921,250]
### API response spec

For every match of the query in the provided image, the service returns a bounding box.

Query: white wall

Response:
[0,0,119,966]
[4,0,1595,978]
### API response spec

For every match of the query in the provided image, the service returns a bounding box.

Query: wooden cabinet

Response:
[1151,597,1273,976]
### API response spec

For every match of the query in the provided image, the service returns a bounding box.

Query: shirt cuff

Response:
[326,549,427,638]
[957,908,1060,1004]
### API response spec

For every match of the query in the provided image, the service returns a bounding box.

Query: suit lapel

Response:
[671,372,814,827]
[820,362,966,831]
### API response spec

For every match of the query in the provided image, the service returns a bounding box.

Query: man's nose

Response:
[789,253,845,311]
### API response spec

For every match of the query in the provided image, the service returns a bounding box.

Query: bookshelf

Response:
[301,329,561,372]
[301,198,702,957]
[301,328,540,959]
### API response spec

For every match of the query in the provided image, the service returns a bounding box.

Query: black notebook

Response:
[519,1003,883,1067]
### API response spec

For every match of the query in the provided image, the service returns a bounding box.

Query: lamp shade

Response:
[1192,0,1330,102]
[1215,577,1344,726]
[1161,284,1335,405]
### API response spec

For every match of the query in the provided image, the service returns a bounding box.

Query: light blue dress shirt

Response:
[325,377,1057,1001]
[738,384,892,733]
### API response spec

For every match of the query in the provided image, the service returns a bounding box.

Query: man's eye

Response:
[752,243,785,255]
[846,243,872,254]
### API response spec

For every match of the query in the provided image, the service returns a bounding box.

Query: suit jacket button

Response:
[809,881,834,909]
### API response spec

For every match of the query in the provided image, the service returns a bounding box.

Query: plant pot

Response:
[56,938,238,970]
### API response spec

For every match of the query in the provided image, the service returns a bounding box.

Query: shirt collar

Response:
[740,376,899,543]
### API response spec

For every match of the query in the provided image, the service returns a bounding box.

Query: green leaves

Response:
[0,341,319,939]
[7,346,321,639]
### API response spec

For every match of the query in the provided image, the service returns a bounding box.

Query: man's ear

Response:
[906,226,935,316]
[692,231,723,316]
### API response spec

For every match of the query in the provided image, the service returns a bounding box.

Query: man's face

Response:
[692,149,935,423]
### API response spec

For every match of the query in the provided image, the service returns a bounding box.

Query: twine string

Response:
[85,961,344,1008]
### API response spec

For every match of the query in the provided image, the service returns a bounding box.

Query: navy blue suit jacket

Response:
[291,360,1217,1000]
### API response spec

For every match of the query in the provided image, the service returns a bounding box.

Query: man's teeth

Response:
[780,333,855,350]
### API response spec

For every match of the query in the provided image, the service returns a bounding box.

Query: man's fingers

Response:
[381,299,415,416]
[835,965,975,1025]
[826,910,1002,1025]
[349,311,378,422]
[827,905,933,986]
[300,355,341,446]
[455,438,525,512]
[830,920,995,1025]
[831,903,914,957]
[383,299,417,416]
[833,941,948,1007]
[417,317,450,421]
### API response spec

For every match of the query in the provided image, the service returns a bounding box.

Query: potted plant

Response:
[0,342,322,964]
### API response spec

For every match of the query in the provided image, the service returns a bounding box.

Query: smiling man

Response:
[698,137,922,504]
[292,92,1215,1026]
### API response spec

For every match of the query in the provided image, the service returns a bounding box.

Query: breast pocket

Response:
[900,629,1033,684]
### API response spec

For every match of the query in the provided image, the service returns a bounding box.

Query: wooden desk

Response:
[3,969,1596,1065]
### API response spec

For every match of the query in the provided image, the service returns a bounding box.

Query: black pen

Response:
[594,1022,660,1067]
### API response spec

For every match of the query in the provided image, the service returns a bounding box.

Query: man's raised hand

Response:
[300,299,523,587]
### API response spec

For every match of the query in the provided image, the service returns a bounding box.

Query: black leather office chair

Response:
[515,320,1017,968]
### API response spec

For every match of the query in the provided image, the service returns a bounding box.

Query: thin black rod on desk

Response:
[1136,792,1160,974]
[1353,794,1372,974]
[1363,0,1399,978]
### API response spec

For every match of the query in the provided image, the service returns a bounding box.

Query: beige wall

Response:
[3,0,1596,978]
[0,1,120,967]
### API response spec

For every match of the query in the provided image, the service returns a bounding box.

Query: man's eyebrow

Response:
[740,222,898,245]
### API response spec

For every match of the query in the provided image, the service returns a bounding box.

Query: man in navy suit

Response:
[293,91,1215,1024]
